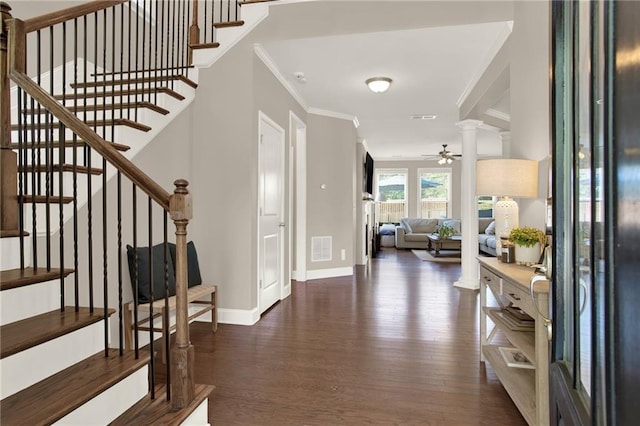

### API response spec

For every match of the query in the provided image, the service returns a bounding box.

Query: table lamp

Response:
[476,159,538,255]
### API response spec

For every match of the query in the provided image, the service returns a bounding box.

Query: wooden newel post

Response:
[188,0,199,64]
[0,2,19,233]
[169,179,195,409]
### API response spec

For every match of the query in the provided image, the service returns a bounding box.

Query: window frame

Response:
[417,168,452,218]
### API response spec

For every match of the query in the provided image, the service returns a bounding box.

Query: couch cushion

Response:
[404,233,429,242]
[478,234,493,246]
[401,218,439,234]
[486,236,497,249]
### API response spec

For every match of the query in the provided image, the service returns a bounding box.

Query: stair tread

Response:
[0,230,29,238]
[0,349,149,426]
[19,164,104,175]
[0,267,74,291]
[189,42,220,50]
[12,118,151,132]
[0,306,114,359]
[54,86,185,101]
[110,384,214,426]
[213,20,244,28]
[71,75,197,90]
[10,140,130,151]
[23,101,170,116]
[19,194,75,204]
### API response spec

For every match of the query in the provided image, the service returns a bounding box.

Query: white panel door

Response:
[258,113,284,314]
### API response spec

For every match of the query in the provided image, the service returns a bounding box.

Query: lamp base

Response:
[494,196,519,255]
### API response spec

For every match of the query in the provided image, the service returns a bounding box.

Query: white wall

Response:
[509,0,550,231]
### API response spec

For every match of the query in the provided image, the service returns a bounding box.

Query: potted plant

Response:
[436,224,457,239]
[509,227,546,265]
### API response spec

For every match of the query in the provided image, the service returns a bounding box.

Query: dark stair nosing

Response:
[110,384,215,426]
[10,140,131,152]
[19,164,104,176]
[213,20,244,28]
[71,75,197,90]
[54,86,185,101]
[239,0,275,5]
[19,194,75,205]
[0,267,74,291]
[0,230,29,238]
[189,42,220,50]
[0,349,150,426]
[23,101,170,116]
[91,65,194,77]
[0,306,115,359]
[12,118,151,133]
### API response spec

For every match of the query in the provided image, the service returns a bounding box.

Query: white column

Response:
[454,119,483,290]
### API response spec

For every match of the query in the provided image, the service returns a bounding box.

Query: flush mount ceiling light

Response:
[366,77,392,93]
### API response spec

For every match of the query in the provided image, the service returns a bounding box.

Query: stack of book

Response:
[495,306,535,331]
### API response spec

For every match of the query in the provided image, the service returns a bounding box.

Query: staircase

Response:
[0,0,272,424]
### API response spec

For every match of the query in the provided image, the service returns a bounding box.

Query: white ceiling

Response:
[251,0,515,161]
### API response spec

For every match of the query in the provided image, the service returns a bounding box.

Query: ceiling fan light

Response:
[366,77,392,93]
[447,157,453,164]
[438,157,446,165]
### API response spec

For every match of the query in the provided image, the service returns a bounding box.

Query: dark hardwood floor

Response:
[189,248,526,425]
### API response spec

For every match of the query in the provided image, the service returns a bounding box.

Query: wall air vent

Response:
[311,236,332,262]
[410,115,437,120]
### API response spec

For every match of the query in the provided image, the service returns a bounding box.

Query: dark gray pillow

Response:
[126,243,177,304]
[168,241,202,287]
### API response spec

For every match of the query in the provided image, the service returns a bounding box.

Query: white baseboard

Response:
[453,278,480,291]
[206,308,260,326]
[306,267,353,280]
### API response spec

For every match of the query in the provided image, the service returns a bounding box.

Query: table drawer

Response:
[502,278,534,316]
[480,266,501,292]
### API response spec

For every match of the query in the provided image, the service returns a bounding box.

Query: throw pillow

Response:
[442,219,462,234]
[126,243,177,304]
[485,221,496,235]
[168,241,203,287]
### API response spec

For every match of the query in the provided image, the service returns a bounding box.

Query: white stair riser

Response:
[53,365,149,426]
[0,279,60,325]
[181,399,210,426]
[0,321,108,399]
[0,237,32,270]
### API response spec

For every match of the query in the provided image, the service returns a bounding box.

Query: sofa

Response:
[394,217,497,255]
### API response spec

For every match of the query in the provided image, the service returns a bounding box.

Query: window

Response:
[375,169,407,223]
[478,196,495,218]
[418,169,451,218]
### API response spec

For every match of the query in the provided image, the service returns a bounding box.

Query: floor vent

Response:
[311,236,332,262]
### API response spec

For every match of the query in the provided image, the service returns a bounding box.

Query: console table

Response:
[478,257,550,426]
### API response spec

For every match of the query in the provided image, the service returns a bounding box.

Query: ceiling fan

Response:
[422,144,461,164]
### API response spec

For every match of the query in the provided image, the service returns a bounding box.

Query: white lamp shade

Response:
[476,159,539,198]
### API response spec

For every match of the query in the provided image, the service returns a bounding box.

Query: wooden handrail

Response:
[23,0,128,33]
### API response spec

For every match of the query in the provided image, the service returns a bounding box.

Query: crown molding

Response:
[253,43,309,111]
[308,107,357,123]
[456,21,514,108]
[485,108,511,122]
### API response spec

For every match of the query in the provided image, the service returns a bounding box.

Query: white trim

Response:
[257,111,286,314]
[215,308,260,326]
[375,168,409,219]
[254,44,309,110]
[485,108,511,122]
[306,267,354,280]
[254,45,359,127]
[307,107,357,124]
[291,111,308,282]
[453,279,480,291]
[456,21,514,108]
[416,167,453,218]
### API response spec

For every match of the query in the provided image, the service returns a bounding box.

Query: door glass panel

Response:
[576,0,592,400]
